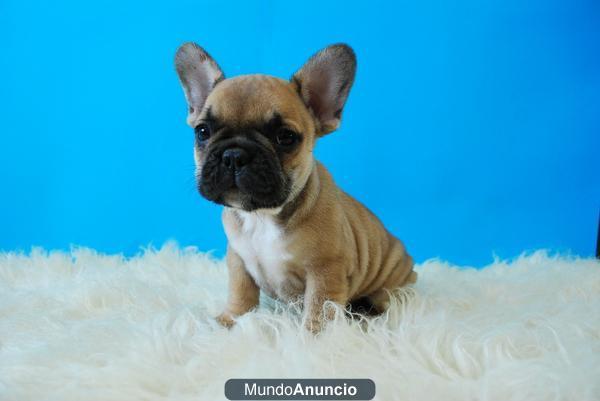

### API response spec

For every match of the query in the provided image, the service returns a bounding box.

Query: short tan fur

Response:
[175,42,416,332]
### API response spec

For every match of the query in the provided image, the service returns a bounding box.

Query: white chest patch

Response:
[225,210,293,298]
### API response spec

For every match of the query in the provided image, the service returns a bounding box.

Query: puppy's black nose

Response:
[222,147,250,171]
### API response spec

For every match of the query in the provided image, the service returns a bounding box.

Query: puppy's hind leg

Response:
[366,289,393,314]
[369,269,418,313]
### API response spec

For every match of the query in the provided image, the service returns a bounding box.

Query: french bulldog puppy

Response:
[175,42,416,332]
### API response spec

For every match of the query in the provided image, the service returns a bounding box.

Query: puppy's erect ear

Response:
[175,42,224,126]
[292,44,356,135]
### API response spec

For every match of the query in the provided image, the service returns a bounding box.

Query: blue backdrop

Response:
[1,0,598,265]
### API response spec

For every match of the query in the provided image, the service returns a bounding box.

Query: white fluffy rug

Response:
[1,243,599,401]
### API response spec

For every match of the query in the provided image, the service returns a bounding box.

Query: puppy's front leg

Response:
[303,265,349,333]
[216,247,259,328]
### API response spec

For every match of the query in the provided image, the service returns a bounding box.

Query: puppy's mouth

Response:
[196,139,289,211]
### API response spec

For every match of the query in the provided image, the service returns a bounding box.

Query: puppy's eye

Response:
[275,129,298,148]
[195,123,211,141]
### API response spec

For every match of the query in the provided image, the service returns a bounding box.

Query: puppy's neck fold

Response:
[276,160,320,225]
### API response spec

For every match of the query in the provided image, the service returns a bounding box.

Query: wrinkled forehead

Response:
[202,75,312,131]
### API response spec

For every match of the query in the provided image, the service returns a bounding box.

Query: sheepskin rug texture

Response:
[1,244,599,401]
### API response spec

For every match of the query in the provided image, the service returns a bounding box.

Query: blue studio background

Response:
[1,0,599,266]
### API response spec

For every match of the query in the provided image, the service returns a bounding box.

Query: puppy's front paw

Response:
[304,317,323,334]
[216,312,236,328]
[304,311,333,334]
